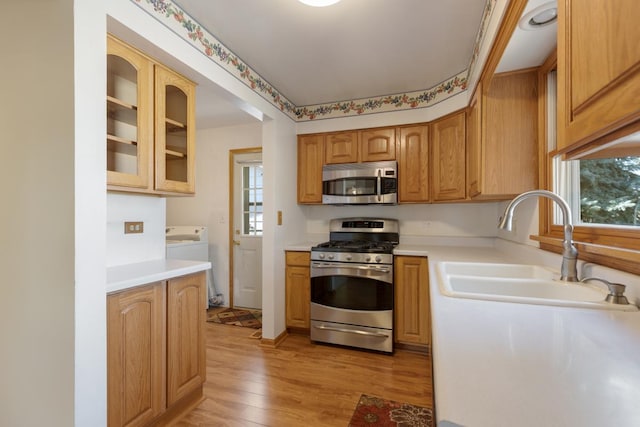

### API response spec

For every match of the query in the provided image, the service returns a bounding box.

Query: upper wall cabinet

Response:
[106,35,154,190]
[431,111,466,202]
[325,131,358,164]
[359,128,396,162]
[298,134,325,204]
[557,0,640,155]
[154,65,196,194]
[467,70,538,200]
[107,35,196,195]
[398,125,430,203]
[324,128,397,164]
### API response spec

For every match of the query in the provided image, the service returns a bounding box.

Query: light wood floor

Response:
[174,310,434,427]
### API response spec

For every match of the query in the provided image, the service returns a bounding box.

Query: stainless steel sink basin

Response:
[436,262,638,311]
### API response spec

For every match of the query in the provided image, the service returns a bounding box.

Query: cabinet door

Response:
[154,65,196,194]
[285,252,311,329]
[557,0,640,152]
[431,111,466,201]
[398,125,430,203]
[359,128,396,162]
[297,134,325,204]
[483,70,538,198]
[466,82,482,198]
[106,35,154,190]
[394,256,430,347]
[325,131,358,164]
[108,283,166,427]
[167,272,206,406]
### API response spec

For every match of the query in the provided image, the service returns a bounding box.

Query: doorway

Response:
[229,148,263,309]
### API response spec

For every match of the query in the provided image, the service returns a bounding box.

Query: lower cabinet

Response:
[107,272,206,427]
[285,251,311,331]
[394,256,431,349]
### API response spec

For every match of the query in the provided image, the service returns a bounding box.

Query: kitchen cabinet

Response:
[107,34,196,195]
[467,70,538,200]
[166,272,206,406]
[398,125,430,203]
[325,131,358,164]
[324,128,396,164]
[107,272,206,427]
[557,0,640,155]
[154,65,196,194]
[107,282,166,427]
[106,35,154,190]
[466,81,482,199]
[359,127,396,162]
[285,251,311,331]
[297,134,324,204]
[431,111,466,202]
[394,256,431,349]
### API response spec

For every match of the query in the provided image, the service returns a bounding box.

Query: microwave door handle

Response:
[377,169,382,202]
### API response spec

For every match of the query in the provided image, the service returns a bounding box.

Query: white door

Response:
[232,150,263,309]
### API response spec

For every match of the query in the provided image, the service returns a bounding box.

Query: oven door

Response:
[310,261,393,329]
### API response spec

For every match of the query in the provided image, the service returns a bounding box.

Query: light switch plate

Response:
[124,221,144,234]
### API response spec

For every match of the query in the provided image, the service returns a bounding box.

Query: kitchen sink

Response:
[436,262,638,312]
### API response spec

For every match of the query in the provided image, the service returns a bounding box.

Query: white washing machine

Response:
[166,226,221,306]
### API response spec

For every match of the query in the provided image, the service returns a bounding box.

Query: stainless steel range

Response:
[310,218,399,353]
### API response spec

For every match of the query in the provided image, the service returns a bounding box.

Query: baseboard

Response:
[260,329,288,348]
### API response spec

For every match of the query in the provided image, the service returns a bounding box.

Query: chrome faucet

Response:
[498,190,579,282]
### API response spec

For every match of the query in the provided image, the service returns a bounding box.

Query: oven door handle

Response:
[314,324,389,338]
[376,169,382,202]
[311,263,391,274]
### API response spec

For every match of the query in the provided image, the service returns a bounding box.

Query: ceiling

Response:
[171,0,487,127]
[146,0,556,128]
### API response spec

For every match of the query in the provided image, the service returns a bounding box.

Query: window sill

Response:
[532,235,640,276]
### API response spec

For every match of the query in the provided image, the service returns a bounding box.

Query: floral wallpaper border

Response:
[131,0,496,121]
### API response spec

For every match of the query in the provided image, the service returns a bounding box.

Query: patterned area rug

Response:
[207,308,262,329]
[348,394,433,427]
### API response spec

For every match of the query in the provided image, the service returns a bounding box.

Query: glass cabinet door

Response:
[106,35,153,188]
[154,65,196,194]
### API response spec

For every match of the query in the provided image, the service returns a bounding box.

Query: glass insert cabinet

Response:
[106,34,196,195]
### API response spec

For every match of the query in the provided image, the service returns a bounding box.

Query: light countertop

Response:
[424,242,640,427]
[107,259,211,293]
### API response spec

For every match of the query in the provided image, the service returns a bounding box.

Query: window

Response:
[242,164,263,236]
[553,156,640,227]
[538,61,640,275]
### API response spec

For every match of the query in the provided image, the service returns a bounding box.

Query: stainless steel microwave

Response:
[322,161,398,205]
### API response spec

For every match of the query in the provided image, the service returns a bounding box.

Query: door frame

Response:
[228,147,263,308]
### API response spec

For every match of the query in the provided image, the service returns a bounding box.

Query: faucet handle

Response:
[581,277,630,305]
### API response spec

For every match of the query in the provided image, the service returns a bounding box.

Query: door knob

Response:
[233,240,240,246]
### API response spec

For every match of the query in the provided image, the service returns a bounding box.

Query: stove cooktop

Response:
[312,240,396,254]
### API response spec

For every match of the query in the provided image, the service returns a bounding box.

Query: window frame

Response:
[536,53,640,275]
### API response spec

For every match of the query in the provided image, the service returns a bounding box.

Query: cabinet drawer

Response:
[286,251,310,266]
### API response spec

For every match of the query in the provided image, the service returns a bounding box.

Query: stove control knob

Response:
[346,255,353,261]
[365,256,372,262]
[318,253,325,259]
[328,254,335,260]
[375,255,382,263]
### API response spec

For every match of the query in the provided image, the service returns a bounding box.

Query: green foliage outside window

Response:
[580,157,640,225]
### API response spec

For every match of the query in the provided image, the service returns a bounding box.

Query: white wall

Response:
[107,194,166,267]
[300,202,502,242]
[167,122,262,307]
[74,0,108,425]
[1,0,106,425]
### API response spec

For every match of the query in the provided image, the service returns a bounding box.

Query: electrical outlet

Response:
[124,221,144,234]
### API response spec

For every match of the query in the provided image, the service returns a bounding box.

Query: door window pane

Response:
[242,164,263,235]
